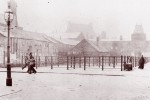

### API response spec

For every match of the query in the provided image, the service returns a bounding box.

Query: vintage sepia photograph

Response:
[0,0,150,100]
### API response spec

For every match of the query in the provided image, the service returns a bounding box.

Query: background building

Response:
[66,22,96,40]
[0,0,58,65]
[68,39,108,56]
[131,25,146,41]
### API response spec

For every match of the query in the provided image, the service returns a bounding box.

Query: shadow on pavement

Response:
[0,71,124,77]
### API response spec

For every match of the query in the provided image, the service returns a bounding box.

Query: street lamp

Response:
[4,7,13,86]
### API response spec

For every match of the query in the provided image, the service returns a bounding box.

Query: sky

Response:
[0,0,150,40]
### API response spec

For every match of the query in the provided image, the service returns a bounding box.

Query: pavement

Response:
[0,65,150,100]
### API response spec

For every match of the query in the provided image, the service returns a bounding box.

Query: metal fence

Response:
[1,55,149,71]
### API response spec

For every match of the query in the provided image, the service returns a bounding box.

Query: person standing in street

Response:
[28,53,37,74]
[139,55,145,69]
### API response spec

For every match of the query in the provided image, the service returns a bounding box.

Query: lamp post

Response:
[4,8,13,86]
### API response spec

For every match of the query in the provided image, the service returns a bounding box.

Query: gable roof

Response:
[70,39,108,53]
[42,35,59,44]
[86,39,108,52]
[55,38,80,45]
[0,26,57,44]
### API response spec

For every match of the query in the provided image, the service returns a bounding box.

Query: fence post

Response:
[67,56,69,70]
[84,56,86,70]
[21,55,23,65]
[133,57,135,67]
[71,57,72,68]
[35,56,37,68]
[124,56,126,70]
[134,56,136,67]
[113,56,115,68]
[79,56,81,68]
[131,56,134,67]
[93,57,94,67]
[102,56,104,71]
[105,56,106,65]
[89,56,90,67]
[109,56,110,66]
[58,56,59,67]
[3,51,5,67]
[100,56,101,67]
[116,57,117,65]
[45,56,47,66]
[74,56,75,69]
[51,56,53,69]
[135,56,136,67]
[121,55,123,71]
[135,56,137,67]
[131,57,134,67]
[38,56,40,68]
[99,56,100,68]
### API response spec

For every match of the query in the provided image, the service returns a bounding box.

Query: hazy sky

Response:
[1,0,150,39]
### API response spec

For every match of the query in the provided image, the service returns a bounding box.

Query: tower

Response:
[8,0,18,29]
[131,25,146,41]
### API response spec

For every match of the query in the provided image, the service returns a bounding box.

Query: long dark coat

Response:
[139,57,145,69]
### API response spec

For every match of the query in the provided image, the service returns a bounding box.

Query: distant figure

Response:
[139,55,145,69]
[28,53,36,74]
